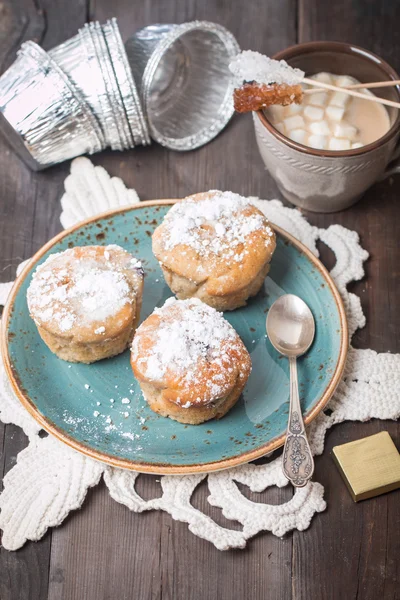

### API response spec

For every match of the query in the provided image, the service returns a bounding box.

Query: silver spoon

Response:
[266,294,315,487]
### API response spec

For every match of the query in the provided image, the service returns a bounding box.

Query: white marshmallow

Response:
[333,122,358,141]
[288,128,306,144]
[309,120,331,135]
[329,91,349,108]
[351,142,364,149]
[311,72,333,84]
[286,102,303,114]
[304,105,324,121]
[268,105,286,119]
[326,105,345,122]
[283,115,305,131]
[328,137,351,150]
[336,75,358,88]
[308,92,328,107]
[274,122,286,134]
[308,135,328,149]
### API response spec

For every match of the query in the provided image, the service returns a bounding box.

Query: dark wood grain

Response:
[0,0,399,598]
[0,427,51,600]
[0,2,55,599]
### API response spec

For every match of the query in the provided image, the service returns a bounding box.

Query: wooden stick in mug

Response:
[302,76,400,108]
[304,79,400,94]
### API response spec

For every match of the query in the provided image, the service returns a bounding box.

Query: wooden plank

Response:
[0,1,86,598]
[0,426,51,600]
[294,2,400,599]
[0,1,49,599]
[164,478,294,600]
[299,0,400,67]
[47,478,163,600]
[0,0,45,72]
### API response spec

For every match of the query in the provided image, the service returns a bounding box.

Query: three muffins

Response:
[27,244,143,363]
[27,191,276,424]
[152,190,276,311]
[131,297,252,424]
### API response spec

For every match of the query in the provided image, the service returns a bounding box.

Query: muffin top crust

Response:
[152,190,276,296]
[131,297,251,407]
[27,245,143,341]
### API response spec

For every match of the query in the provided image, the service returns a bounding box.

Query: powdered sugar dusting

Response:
[27,245,139,333]
[132,298,249,405]
[229,50,304,86]
[159,190,273,263]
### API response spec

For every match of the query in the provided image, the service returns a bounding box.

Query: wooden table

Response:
[0,1,399,598]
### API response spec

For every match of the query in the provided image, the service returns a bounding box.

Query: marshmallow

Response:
[308,92,328,107]
[288,128,306,144]
[351,142,364,149]
[308,135,328,149]
[328,137,351,150]
[286,102,303,114]
[304,105,324,121]
[311,72,333,84]
[333,122,358,141]
[268,105,286,119]
[284,115,306,131]
[326,105,345,122]
[310,120,331,135]
[274,122,286,134]
[329,91,350,108]
[336,75,358,88]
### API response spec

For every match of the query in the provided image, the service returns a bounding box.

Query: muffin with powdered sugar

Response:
[131,297,251,425]
[152,190,276,311]
[27,245,143,363]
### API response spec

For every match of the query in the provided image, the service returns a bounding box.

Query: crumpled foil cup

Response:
[49,19,149,151]
[0,18,239,169]
[90,20,132,150]
[103,18,150,146]
[125,21,240,151]
[0,41,103,169]
[49,25,116,149]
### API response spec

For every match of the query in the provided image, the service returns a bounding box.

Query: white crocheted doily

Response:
[0,157,399,552]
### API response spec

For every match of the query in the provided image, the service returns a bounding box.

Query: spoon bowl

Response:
[266,293,315,358]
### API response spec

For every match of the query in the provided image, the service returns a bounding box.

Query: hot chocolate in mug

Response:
[253,41,400,213]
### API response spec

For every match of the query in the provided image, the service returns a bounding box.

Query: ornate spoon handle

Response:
[282,356,314,487]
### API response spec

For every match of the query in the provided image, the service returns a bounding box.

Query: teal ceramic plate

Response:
[1,201,347,474]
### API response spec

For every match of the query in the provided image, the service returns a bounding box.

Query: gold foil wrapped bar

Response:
[333,432,400,502]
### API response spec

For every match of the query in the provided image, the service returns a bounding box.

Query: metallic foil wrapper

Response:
[0,18,239,168]
[333,432,400,502]
[103,18,150,146]
[0,41,103,169]
[89,21,130,151]
[79,23,122,151]
[125,21,240,151]
[49,27,111,149]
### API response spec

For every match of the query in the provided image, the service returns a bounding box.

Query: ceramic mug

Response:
[253,41,400,212]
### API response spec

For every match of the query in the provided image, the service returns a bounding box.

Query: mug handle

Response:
[380,139,400,180]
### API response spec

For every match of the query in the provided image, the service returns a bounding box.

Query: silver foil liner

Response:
[104,18,150,146]
[125,21,240,150]
[0,18,239,168]
[0,41,103,168]
[52,19,148,150]
[89,21,129,151]
[80,23,122,151]
[49,27,113,149]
